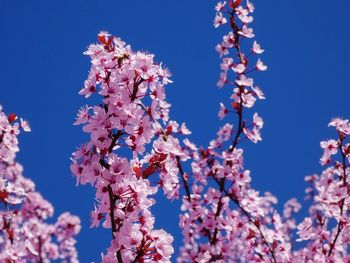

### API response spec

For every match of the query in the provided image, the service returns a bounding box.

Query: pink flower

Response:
[215,1,227,12]
[183,138,198,151]
[252,86,265,100]
[238,25,255,38]
[151,229,174,261]
[243,127,261,143]
[74,105,91,125]
[237,6,254,24]
[217,72,227,88]
[216,44,228,59]
[179,123,191,135]
[297,217,315,241]
[220,57,234,71]
[235,170,252,186]
[222,32,235,48]
[241,91,257,108]
[218,103,228,119]
[232,63,246,74]
[236,74,254,87]
[329,117,350,135]
[247,0,255,13]
[320,139,338,155]
[253,112,263,129]
[252,41,264,54]
[158,63,173,85]
[90,207,102,228]
[120,224,143,249]
[20,118,31,132]
[240,189,264,217]
[214,12,227,28]
[256,58,268,71]
[217,123,234,141]
[320,151,331,165]
[243,114,263,143]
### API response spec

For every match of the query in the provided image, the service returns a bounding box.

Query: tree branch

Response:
[107,185,123,263]
[213,177,276,263]
[328,141,348,256]
[176,156,191,201]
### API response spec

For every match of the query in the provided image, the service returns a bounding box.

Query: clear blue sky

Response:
[1,0,350,261]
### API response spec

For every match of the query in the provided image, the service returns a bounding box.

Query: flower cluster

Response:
[176,1,286,262]
[0,106,81,262]
[71,32,194,262]
[177,1,350,262]
[294,118,350,261]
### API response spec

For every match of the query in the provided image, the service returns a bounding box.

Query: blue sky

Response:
[1,0,350,261]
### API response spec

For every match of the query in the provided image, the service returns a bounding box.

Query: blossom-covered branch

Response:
[296,119,350,261]
[0,106,81,262]
[177,1,283,262]
[71,32,192,262]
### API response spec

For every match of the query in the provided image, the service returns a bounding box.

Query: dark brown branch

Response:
[209,12,247,255]
[211,178,225,245]
[131,78,145,102]
[229,94,243,153]
[228,13,245,153]
[107,185,123,263]
[176,156,191,201]
[108,130,124,153]
[107,185,117,236]
[101,119,124,262]
[38,236,43,263]
[328,141,348,256]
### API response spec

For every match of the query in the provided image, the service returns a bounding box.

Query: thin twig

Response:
[328,141,348,256]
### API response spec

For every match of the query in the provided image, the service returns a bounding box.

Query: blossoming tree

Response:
[1,0,349,262]
[71,0,350,262]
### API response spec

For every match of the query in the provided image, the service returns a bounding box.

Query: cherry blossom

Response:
[69,1,350,262]
[177,1,280,262]
[252,40,264,54]
[214,12,228,28]
[71,31,190,262]
[256,58,268,71]
[0,106,80,262]
[293,119,350,261]
[2,0,350,262]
